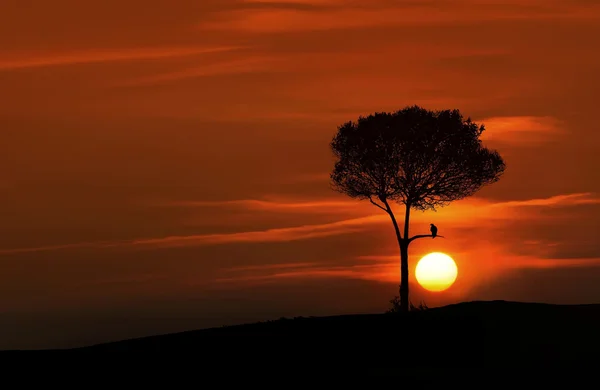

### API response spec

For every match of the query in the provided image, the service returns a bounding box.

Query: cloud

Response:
[143,191,600,251]
[508,257,600,269]
[478,116,564,145]
[197,8,423,33]
[0,242,110,255]
[407,193,600,228]
[85,273,167,287]
[116,41,507,89]
[168,192,599,212]
[215,254,600,288]
[215,262,398,285]
[200,1,600,33]
[120,56,276,86]
[0,46,243,71]
[164,197,356,213]
[225,262,318,272]
[288,172,331,183]
[356,254,600,271]
[241,0,345,4]
[239,0,347,7]
[0,215,382,255]
[2,192,596,256]
[166,192,595,229]
[126,215,381,248]
[489,193,600,208]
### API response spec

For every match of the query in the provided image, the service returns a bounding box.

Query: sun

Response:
[415,252,458,292]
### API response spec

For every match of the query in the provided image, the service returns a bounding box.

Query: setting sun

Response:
[415,252,458,292]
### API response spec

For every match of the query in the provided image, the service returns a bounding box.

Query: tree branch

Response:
[368,196,388,213]
[383,199,403,242]
[403,204,411,241]
[408,234,445,244]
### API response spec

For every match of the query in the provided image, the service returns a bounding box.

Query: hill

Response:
[3,300,600,378]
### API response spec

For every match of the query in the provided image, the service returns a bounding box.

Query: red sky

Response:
[1,0,599,349]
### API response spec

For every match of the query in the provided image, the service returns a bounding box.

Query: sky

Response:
[1,0,600,349]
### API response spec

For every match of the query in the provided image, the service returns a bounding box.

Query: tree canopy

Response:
[330,105,506,211]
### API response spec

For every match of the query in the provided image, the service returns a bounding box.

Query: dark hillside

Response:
[3,301,600,378]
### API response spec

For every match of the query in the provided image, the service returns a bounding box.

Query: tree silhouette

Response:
[330,105,506,312]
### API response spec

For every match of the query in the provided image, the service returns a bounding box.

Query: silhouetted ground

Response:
[2,300,599,381]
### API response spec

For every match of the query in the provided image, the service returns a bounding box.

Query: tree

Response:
[330,105,506,312]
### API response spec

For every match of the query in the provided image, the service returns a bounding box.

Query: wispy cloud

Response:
[126,215,381,248]
[224,262,318,272]
[1,192,596,256]
[239,0,348,7]
[165,192,600,223]
[479,116,564,145]
[0,242,110,255]
[0,215,382,255]
[0,46,243,71]
[356,253,600,271]
[200,1,600,33]
[489,193,600,208]
[214,255,600,287]
[215,262,397,284]
[507,257,600,270]
[407,193,600,227]
[165,197,356,213]
[84,273,167,287]
[120,56,275,86]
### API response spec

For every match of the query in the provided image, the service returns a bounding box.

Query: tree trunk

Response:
[384,200,411,313]
[400,242,409,312]
[400,205,411,312]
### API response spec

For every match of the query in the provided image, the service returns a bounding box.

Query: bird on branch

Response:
[430,223,438,239]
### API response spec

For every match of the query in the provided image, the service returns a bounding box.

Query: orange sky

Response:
[1,0,600,349]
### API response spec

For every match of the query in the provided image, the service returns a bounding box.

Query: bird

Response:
[430,223,438,239]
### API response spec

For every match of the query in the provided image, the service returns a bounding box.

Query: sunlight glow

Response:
[415,252,458,292]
